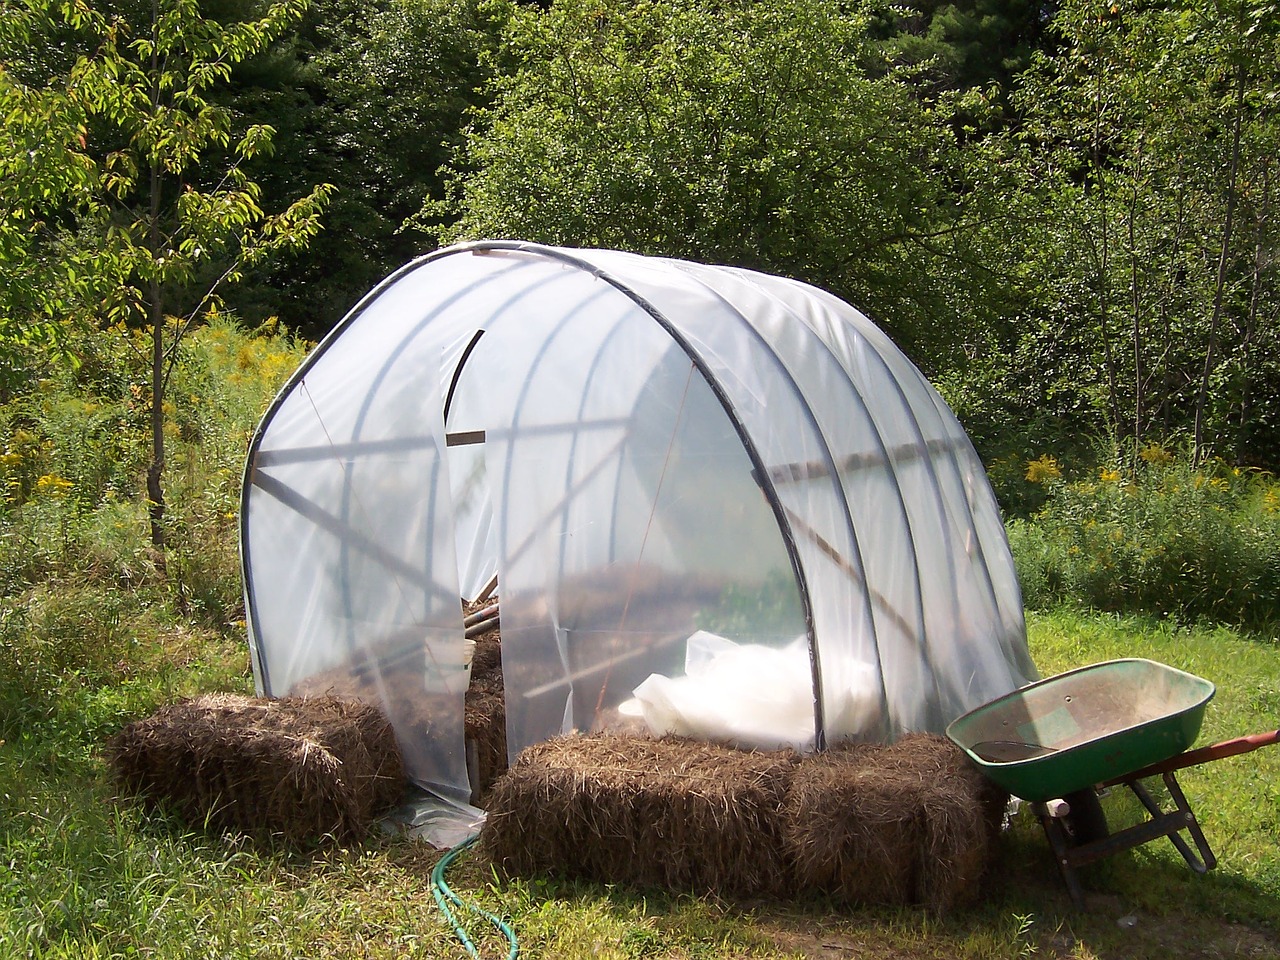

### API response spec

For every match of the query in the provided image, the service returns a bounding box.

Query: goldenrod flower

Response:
[1138,442,1174,466]
[1025,454,1062,483]
[36,474,74,496]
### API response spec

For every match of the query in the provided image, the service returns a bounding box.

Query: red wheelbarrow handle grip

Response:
[1102,729,1280,786]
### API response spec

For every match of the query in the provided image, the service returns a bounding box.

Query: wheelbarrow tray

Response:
[945,658,1215,802]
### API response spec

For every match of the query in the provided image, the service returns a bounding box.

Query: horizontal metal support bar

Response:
[765,435,970,486]
[248,469,455,605]
[255,434,440,468]
[255,417,634,468]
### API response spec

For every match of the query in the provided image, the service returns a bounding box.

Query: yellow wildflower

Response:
[36,474,74,496]
[1099,468,1121,483]
[1025,454,1062,484]
[1263,489,1280,514]
[1138,442,1174,466]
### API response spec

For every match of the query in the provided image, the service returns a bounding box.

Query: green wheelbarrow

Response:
[946,658,1280,907]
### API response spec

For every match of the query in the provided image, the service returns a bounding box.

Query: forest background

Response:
[11,0,1278,621]
[5,0,1278,468]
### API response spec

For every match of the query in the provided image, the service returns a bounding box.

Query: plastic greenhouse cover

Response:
[242,241,1036,828]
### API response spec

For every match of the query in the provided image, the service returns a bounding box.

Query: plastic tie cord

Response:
[431,835,519,959]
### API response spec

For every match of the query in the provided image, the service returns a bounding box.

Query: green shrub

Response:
[1009,452,1280,630]
[0,317,303,747]
[164,317,309,627]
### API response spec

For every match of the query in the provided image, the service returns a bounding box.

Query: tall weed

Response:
[164,317,309,625]
[0,317,305,747]
[1009,452,1280,629]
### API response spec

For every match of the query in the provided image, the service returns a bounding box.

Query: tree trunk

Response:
[147,161,166,569]
[1128,152,1143,454]
[1193,64,1246,461]
[146,0,167,571]
[1236,162,1269,462]
[1091,67,1122,440]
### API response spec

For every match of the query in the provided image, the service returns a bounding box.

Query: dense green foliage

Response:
[6,0,1277,465]
[871,0,1056,96]
[432,0,1008,363]
[0,0,333,566]
[0,320,306,745]
[227,0,502,334]
[1006,452,1280,628]
[951,0,1280,464]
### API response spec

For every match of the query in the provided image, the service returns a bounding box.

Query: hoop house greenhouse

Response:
[241,241,1037,816]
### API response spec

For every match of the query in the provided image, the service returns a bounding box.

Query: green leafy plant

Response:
[0,317,300,745]
[0,0,333,565]
[1009,453,1280,629]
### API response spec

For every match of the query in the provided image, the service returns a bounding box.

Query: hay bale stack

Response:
[785,744,922,905]
[782,733,1005,913]
[482,734,797,897]
[107,694,405,844]
[465,633,507,803]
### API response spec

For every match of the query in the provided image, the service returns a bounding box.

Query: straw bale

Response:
[107,694,404,844]
[291,642,456,747]
[291,600,510,804]
[465,633,508,803]
[481,733,798,897]
[783,733,1005,913]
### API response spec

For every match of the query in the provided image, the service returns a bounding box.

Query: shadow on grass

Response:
[425,807,1280,960]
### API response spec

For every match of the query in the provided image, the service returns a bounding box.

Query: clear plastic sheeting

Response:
[241,241,1037,802]
[382,788,486,850]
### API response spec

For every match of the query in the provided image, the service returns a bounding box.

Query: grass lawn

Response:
[2,606,1277,959]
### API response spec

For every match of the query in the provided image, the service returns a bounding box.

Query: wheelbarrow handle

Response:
[1101,729,1280,787]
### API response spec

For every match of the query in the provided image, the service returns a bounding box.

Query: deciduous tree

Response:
[995,0,1279,463]
[0,0,333,562]
[431,0,1006,367]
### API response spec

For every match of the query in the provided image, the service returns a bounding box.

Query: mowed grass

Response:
[2,606,1277,959]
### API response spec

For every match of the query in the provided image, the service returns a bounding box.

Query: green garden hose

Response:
[431,835,519,959]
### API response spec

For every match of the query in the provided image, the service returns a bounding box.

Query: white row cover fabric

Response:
[620,631,882,751]
[241,241,1037,807]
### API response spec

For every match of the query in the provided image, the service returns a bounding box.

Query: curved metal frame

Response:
[241,239,1020,750]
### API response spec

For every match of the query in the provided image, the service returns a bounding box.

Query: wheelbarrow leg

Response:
[1126,772,1217,873]
[1037,789,1109,907]
[1038,807,1089,910]
[1038,773,1217,908]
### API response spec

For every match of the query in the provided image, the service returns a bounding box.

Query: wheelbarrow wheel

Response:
[1061,788,1108,846]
